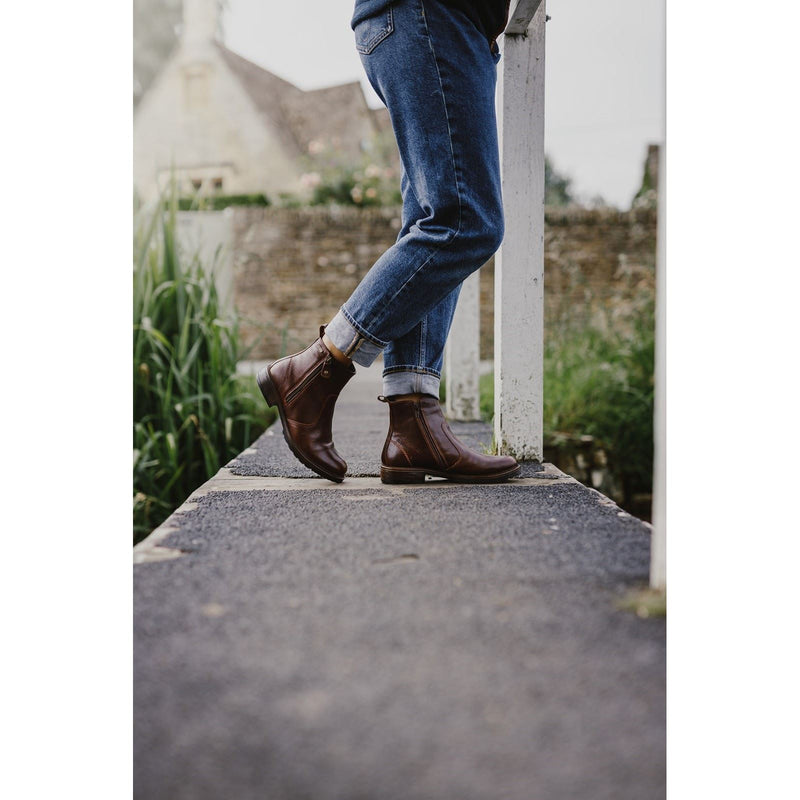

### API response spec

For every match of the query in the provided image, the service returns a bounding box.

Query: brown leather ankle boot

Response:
[379,393,521,484]
[257,326,355,482]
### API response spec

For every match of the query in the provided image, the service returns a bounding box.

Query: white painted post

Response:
[650,143,666,590]
[444,271,481,420]
[494,0,546,460]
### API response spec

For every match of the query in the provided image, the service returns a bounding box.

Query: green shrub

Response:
[133,191,273,543]
[288,132,403,207]
[175,193,270,211]
[542,298,655,504]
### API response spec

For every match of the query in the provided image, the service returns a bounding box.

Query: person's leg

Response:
[382,163,461,397]
[258,0,517,483]
[325,0,503,390]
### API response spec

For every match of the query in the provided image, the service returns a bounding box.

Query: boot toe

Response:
[496,455,520,471]
[477,454,520,480]
[289,437,346,481]
[316,448,347,480]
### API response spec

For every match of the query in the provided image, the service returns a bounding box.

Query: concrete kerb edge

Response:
[133,461,584,565]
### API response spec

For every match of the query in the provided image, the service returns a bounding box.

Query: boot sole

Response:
[380,464,522,485]
[256,366,345,484]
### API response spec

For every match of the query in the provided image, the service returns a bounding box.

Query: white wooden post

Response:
[650,144,666,590]
[494,0,546,460]
[444,271,481,420]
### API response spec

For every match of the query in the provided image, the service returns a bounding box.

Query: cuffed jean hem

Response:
[382,369,441,398]
[325,308,385,367]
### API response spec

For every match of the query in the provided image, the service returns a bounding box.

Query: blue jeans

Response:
[325,0,503,397]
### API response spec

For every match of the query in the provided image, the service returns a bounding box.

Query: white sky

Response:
[222,0,665,208]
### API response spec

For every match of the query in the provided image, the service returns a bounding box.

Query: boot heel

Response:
[380,467,427,484]
[256,367,279,407]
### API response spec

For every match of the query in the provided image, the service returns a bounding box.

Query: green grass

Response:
[133,188,275,543]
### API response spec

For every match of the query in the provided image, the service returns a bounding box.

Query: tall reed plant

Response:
[133,192,272,543]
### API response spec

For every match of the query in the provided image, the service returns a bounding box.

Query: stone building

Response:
[134,0,389,201]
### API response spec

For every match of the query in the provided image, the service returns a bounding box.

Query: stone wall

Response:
[233,206,401,357]
[232,205,657,360]
[485,206,657,352]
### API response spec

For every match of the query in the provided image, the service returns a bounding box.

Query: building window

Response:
[191,178,203,191]
[212,177,223,193]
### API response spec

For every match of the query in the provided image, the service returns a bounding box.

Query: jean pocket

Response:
[354,8,394,55]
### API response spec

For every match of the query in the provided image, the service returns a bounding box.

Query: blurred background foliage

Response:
[284,141,578,209]
[441,286,655,518]
[542,293,655,512]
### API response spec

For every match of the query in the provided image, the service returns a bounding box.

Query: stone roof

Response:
[215,43,377,160]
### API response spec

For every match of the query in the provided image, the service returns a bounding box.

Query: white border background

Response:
[3,1,799,796]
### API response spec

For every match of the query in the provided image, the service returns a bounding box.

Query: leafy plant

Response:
[544,155,575,206]
[133,188,274,543]
[176,193,270,211]
[542,296,655,505]
[291,131,402,207]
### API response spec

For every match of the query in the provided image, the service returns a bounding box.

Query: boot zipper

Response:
[415,405,446,469]
[285,357,330,404]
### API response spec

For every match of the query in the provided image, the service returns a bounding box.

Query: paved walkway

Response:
[134,369,665,800]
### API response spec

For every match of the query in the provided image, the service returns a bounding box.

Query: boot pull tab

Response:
[377,395,388,403]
